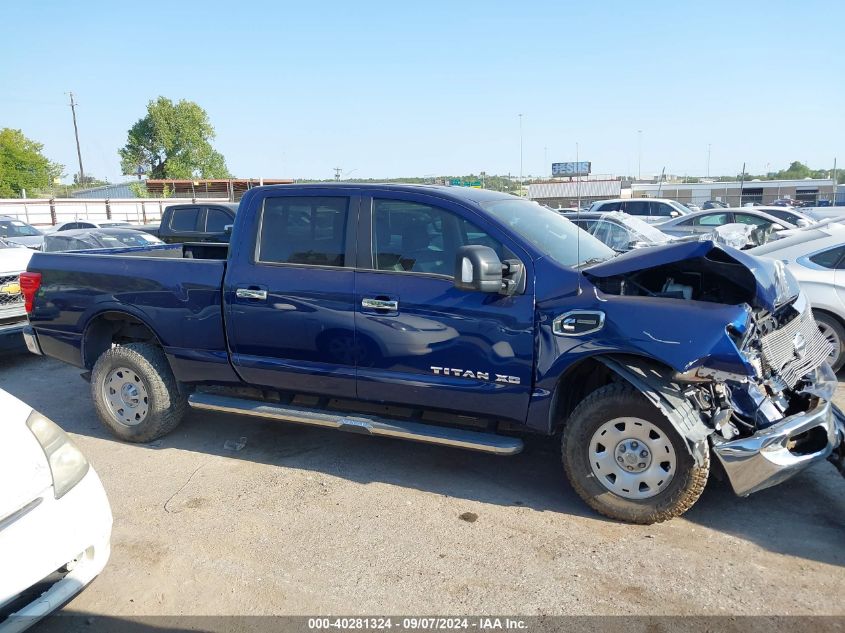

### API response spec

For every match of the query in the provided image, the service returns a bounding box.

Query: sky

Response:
[1,0,843,184]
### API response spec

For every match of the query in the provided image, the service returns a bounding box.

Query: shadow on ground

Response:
[3,352,844,568]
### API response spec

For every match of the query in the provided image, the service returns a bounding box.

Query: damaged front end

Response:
[582,241,843,496]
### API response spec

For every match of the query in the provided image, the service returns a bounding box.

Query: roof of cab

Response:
[243,183,516,206]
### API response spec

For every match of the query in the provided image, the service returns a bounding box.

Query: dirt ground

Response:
[1,350,843,619]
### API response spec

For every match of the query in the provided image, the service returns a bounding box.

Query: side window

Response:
[169,208,200,232]
[59,222,78,231]
[372,199,503,275]
[78,222,95,229]
[593,221,629,250]
[257,196,349,266]
[597,201,621,212]
[205,208,232,232]
[624,200,650,216]
[809,246,845,270]
[693,213,728,226]
[649,202,674,217]
[735,213,770,227]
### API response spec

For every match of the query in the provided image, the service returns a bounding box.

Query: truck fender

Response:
[596,356,713,466]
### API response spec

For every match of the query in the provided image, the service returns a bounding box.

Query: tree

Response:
[0,128,64,198]
[119,97,231,180]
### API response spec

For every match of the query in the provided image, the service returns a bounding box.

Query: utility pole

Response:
[738,162,746,207]
[576,142,581,210]
[833,158,838,205]
[68,92,85,186]
[333,167,342,181]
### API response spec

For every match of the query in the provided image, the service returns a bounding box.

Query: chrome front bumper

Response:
[713,388,840,497]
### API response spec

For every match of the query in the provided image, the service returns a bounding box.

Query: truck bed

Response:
[26,243,234,383]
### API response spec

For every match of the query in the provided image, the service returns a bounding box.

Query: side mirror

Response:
[224,224,233,235]
[454,245,503,293]
[797,219,811,228]
[771,223,784,231]
[670,210,680,217]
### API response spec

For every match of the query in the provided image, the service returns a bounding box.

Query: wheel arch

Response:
[82,310,165,369]
[552,353,713,466]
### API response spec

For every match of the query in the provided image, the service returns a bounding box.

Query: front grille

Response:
[0,273,23,309]
[760,307,832,388]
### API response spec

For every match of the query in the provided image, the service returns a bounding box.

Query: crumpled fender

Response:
[597,355,712,466]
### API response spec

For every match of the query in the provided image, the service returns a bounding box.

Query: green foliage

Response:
[734,161,834,182]
[119,97,231,180]
[128,181,149,198]
[0,128,64,198]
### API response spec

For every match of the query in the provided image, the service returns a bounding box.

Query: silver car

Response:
[655,208,797,242]
[750,222,845,371]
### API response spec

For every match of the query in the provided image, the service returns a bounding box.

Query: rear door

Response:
[224,189,359,398]
[164,206,202,243]
[353,191,535,422]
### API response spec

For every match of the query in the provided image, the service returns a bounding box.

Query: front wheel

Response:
[562,383,709,524]
[91,343,187,443]
[813,310,845,372]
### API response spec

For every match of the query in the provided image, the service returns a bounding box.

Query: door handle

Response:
[362,298,398,311]
[236,288,268,300]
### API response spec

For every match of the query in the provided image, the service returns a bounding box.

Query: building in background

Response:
[527,178,622,208]
[144,178,294,201]
[70,182,140,199]
[631,178,836,207]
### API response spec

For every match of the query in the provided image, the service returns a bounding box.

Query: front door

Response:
[353,192,535,422]
[225,190,359,398]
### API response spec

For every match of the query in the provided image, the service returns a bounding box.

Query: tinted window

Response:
[624,201,650,216]
[685,213,728,227]
[372,200,503,276]
[649,202,675,217]
[258,196,348,266]
[205,208,232,232]
[169,208,200,231]
[594,201,621,212]
[809,246,845,270]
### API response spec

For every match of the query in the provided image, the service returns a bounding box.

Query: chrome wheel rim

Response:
[102,366,149,427]
[589,417,676,500]
[817,322,841,365]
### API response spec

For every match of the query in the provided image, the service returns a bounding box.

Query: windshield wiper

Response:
[577,256,611,268]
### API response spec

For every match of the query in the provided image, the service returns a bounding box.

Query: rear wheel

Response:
[813,310,845,372]
[91,343,187,442]
[562,383,709,524]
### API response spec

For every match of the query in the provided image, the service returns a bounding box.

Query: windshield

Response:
[0,218,42,237]
[481,199,614,267]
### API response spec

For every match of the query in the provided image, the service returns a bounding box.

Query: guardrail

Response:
[0,198,230,227]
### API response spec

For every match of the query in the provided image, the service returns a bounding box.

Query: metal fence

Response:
[0,198,230,227]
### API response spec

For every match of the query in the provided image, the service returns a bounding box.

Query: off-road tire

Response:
[561,382,709,524]
[91,343,187,443]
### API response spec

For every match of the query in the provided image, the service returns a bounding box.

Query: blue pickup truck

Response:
[19,184,845,523]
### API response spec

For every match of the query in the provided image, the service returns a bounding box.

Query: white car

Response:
[0,389,111,631]
[47,220,133,233]
[750,222,845,371]
[587,198,691,223]
[0,240,34,351]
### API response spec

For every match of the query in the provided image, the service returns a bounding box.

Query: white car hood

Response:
[0,246,35,274]
[0,391,52,520]
[4,235,43,250]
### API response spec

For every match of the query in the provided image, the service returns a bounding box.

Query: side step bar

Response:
[188,392,523,456]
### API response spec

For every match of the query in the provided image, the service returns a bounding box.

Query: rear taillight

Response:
[19,271,42,314]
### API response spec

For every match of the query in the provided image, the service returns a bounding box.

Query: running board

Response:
[188,392,523,456]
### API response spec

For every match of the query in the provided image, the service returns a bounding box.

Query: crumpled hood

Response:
[583,240,786,312]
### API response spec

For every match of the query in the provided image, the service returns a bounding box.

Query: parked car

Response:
[587,198,691,223]
[685,203,702,212]
[750,222,845,371]
[655,208,797,244]
[139,202,238,243]
[0,216,44,250]
[0,238,34,351]
[21,184,844,524]
[567,211,674,252]
[0,388,112,630]
[771,197,804,207]
[745,205,816,228]
[49,220,133,233]
[43,228,164,253]
[702,200,729,210]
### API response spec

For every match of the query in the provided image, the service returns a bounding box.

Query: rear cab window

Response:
[169,207,200,232]
[257,196,349,267]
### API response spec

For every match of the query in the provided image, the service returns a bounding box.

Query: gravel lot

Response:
[1,350,843,619]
